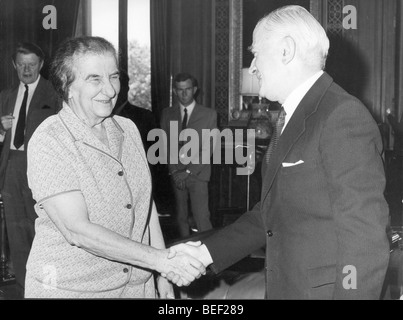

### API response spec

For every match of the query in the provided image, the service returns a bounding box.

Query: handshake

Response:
[158,241,213,287]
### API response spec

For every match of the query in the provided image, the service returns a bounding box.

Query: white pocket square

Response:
[282,160,304,167]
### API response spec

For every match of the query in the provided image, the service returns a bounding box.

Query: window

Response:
[90,0,151,110]
[91,0,119,49]
[127,0,151,110]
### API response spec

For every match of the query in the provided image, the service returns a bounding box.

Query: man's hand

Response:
[157,248,206,287]
[168,241,213,269]
[1,114,14,131]
[172,170,190,190]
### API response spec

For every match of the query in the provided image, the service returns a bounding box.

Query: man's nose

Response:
[249,57,257,75]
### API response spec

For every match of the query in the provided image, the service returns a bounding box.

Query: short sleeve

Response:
[27,129,80,205]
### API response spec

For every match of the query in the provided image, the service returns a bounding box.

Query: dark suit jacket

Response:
[116,102,157,151]
[160,103,217,182]
[0,77,60,189]
[203,73,390,299]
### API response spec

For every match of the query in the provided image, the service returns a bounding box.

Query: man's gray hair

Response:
[253,5,330,70]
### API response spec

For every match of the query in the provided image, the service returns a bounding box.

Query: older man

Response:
[170,5,390,299]
[0,42,60,297]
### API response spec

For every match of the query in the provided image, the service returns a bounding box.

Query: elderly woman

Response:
[24,36,205,298]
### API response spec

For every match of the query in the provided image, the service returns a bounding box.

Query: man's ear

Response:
[192,86,198,96]
[12,59,17,70]
[39,59,44,71]
[281,36,296,65]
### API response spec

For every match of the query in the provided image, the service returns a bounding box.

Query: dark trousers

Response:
[2,150,37,298]
[385,153,403,226]
[173,176,212,238]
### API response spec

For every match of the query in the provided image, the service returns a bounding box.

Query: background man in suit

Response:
[160,73,217,238]
[0,42,60,297]
[169,6,390,299]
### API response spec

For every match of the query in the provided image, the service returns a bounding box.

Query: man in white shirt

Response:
[0,42,60,298]
[160,73,217,238]
[169,6,389,299]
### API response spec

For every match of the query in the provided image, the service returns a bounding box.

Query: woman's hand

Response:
[156,276,175,299]
[157,249,206,287]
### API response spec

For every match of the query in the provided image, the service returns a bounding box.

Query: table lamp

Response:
[239,68,272,140]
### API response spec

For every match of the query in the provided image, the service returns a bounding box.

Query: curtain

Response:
[170,0,214,111]
[0,0,80,90]
[150,0,172,124]
[151,0,214,123]
[74,0,92,37]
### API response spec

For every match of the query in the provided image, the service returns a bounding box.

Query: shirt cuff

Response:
[199,244,214,267]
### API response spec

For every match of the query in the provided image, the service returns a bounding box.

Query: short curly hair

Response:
[49,36,119,103]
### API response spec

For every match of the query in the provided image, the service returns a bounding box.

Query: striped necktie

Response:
[265,107,286,164]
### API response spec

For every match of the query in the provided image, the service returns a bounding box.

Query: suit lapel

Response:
[27,77,46,119]
[169,105,181,129]
[1,86,18,152]
[7,86,19,115]
[260,73,334,205]
[171,103,202,129]
[187,103,201,128]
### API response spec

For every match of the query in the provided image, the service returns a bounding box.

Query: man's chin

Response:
[21,76,37,84]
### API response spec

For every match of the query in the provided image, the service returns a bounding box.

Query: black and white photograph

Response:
[0,0,402,304]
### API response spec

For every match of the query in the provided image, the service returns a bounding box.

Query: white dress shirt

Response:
[180,100,196,126]
[10,75,41,150]
[281,71,324,134]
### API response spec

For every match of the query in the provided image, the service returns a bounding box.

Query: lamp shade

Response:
[241,68,260,95]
